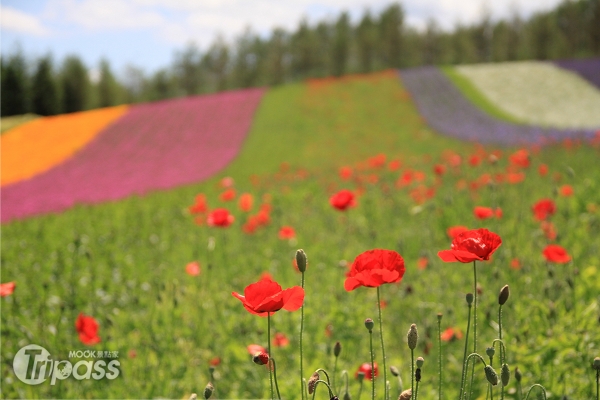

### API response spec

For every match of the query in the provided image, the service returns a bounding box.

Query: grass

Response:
[1,113,39,134]
[1,71,599,399]
[440,66,527,125]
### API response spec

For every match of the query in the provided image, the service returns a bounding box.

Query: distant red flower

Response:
[440,327,463,342]
[189,194,208,214]
[344,249,405,291]
[379,300,388,309]
[220,188,236,202]
[507,172,525,184]
[542,244,571,264]
[273,332,290,347]
[509,149,530,168]
[510,258,521,270]
[538,164,549,176]
[473,206,494,220]
[417,257,428,270]
[232,276,305,317]
[207,208,234,227]
[339,166,353,180]
[238,193,254,212]
[278,226,296,240]
[209,357,221,366]
[368,154,386,169]
[532,199,556,221]
[247,344,267,355]
[356,362,378,380]
[128,349,137,359]
[447,226,469,239]
[75,313,101,345]
[438,228,502,263]
[494,208,503,219]
[186,261,200,276]
[559,185,574,197]
[219,176,234,188]
[397,170,413,187]
[468,154,481,167]
[330,189,356,211]
[0,282,16,297]
[434,164,446,176]
[256,210,270,226]
[388,159,401,171]
[541,221,557,241]
[325,324,333,338]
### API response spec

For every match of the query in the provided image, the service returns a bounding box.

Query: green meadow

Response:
[1,70,599,399]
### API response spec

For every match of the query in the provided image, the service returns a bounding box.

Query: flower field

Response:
[0,89,265,223]
[454,61,600,129]
[1,69,600,399]
[553,58,600,89]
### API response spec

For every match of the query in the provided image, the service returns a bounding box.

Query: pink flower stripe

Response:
[1,88,266,223]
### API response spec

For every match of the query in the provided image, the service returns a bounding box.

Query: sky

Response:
[1,0,564,79]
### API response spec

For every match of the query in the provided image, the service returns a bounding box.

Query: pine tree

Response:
[356,10,378,73]
[61,55,90,113]
[1,50,30,116]
[97,59,119,107]
[379,3,404,68]
[331,12,350,77]
[31,55,59,116]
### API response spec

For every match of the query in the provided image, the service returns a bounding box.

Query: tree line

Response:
[2,0,599,117]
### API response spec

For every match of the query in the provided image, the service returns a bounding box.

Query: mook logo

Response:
[13,344,120,385]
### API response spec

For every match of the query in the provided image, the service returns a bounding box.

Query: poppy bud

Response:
[343,392,351,400]
[357,371,365,382]
[308,371,320,394]
[501,363,510,386]
[296,249,307,273]
[486,347,495,360]
[416,357,424,368]
[331,397,339,400]
[189,394,197,400]
[208,365,216,375]
[415,368,421,382]
[399,389,412,399]
[407,324,418,350]
[334,341,342,357]
[593,357,600,370]
[466,293,474,305]
[390,365,400,377]
[365,318,374,332]
[203,382,214,399]
[484,365,499,386]
[498,285,510,305]
[437,313,443,322]
[252,352,269,365]
[515,366,522,382]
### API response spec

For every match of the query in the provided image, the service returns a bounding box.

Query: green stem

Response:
[342,370,350,399]
[498,304,506,400]
[333,356,339,394]
[369,328,375,400]
[596,370,599,400]
[459,300,473,400]
[438,315,443,400]
[415,380,420,400]
[377,287,389,400]
[268,313,274,400]
[411,349,415,399]
[357,377,364,400]
[470,261,478,398]
[311,380,334,400]
[270,357,282,400]
[300,272,305,400]
[516,380,522,400]
[523,384,547,400]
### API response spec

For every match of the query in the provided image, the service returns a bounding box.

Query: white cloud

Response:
[0,6,51,36]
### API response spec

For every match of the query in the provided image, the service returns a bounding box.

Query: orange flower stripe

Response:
[1,105,129,186]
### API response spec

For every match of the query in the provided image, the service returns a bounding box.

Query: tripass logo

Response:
[13,344,120,385]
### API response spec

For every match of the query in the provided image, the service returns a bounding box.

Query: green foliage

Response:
[61,55,90,113]
[32,55,59,116]
[1,49,30,117]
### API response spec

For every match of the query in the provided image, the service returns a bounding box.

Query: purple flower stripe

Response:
[1,88,266,223]
[553,58,600,89]
[399,67,598,146]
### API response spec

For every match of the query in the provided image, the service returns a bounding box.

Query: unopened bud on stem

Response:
[484,365,499,386]
[334,341,342,357]
[498,285,510,305]
[407,324,418,350]
[365,318,374,332]
[203,382,214,399]
[296,249,307,273]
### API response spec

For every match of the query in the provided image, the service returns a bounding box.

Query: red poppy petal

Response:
[451,250,483,263]
[344,277,362,291]
[281,286,305,311]
[438,250,460,262]
[243,279,282,307]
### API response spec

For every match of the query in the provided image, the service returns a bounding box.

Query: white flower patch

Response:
[456,61,600,129]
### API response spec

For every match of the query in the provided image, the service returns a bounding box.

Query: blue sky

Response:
[1,0,563,79]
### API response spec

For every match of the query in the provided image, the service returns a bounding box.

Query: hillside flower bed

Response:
[400,66,598,145]
[1,106,129,186]
[554,58,600,89]
[455,61,600,129]
[0,88,265,223]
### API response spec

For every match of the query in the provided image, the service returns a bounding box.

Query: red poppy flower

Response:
[541,221,557,241]
[368,154,386,169]
[278,226,296,240]
[356,362,378,380]
[220,188,236,202]
[440,327,463,342]
[438,228,502,263]
[510,258,521,270]
[507,172,525,184]
[232,276,304,317]
[509,149,530,168]
[189,194,208,214]
[207,208,234,227]
[330,189,356,211]
[542,244,571,264]
[219,176,234,188]
[474,206,495,220]
[238,193,254,212]
[209,357,221,366]
[532,199,556,221]
[339,166,353,180]
[447,226,469,239]
[273,332,290,347]
[417,257,428,270]
[0,282,16,297]
[434,164,446,176]
[344,249,405,291]
[538,164,549,176]
[75,313,101,345]
[247,344,267,355]
[559,185,574,197]
[186,261,200,276]
[468,155,481,167]
[388,159,401,171]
